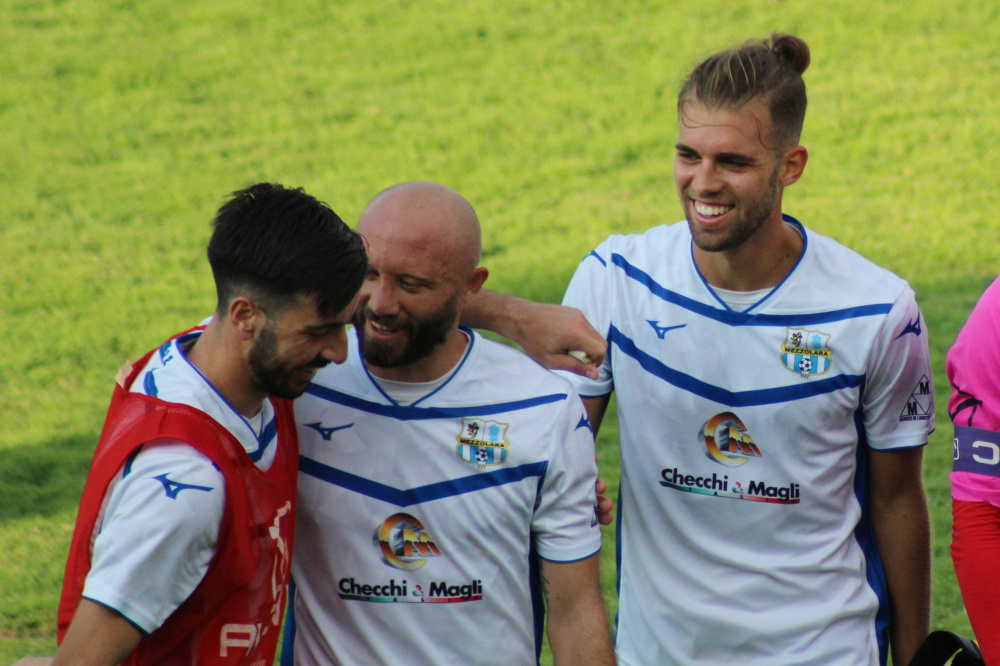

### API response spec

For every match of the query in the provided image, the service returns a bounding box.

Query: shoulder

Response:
[800,226,911,304]
[123,442,226,493]
[964,275,1000,327]
[587,222,688,265]
[468,334,580,401]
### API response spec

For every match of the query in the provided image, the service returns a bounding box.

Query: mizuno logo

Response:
[646,320,687,339]
[894,314,922,340]
[153,473,213,500]
[303,421,354,440]
[575,414,592,432]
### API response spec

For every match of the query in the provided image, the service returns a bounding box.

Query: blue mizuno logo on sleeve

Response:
[894,314,922,340]
[153,473,214,499]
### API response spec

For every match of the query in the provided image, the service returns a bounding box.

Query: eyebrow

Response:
[676,144,757,165]
[302,320,349,334]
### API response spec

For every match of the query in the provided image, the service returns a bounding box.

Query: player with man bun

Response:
[466,33,932,665]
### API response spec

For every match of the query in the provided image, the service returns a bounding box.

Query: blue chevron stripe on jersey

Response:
[304,384,568,420]
[610,325,864,406]
[610,253,894,326]
[299,455,549,505]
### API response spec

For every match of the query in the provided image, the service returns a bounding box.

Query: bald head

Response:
[359,181,481,277]
[353,181,490,382]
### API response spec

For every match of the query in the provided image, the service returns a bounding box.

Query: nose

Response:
[361,276,399,318]
[320,327,349,365]
[689,161,723,197]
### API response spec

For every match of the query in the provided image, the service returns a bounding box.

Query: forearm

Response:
[542,556,616,666]
[547,598,616,666]
[52,599,143,666]
[460,288,526,340]
[870,475,930,665]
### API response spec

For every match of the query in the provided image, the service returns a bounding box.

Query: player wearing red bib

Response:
[20,183,366,666]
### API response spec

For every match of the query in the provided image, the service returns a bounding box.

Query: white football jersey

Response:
[285,328,601,665]
[559,218,933,666]
[83,330,278,632]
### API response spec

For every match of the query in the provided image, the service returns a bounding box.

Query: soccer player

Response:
[282,181,615,665]
[949,275,1000,664]
[36,183,367,666]
[465,34,932,665]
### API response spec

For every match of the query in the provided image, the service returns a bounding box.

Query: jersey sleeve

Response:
[862,287,934,450]
[948,276,1000,431]
[558,241,616,398]
[82,441,226,633]
[947,276,1000,505]
[531,391,602,562]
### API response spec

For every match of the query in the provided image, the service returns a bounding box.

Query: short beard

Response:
[354,293,459,370]
[688,165,780,253]
[248,320,326,400]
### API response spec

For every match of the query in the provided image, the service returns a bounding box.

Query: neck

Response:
[367,326,470,383]
[693,213,803,291]
[185,320,266,417]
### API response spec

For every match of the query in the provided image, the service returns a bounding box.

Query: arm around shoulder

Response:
[462,289,607,378]
[541,553,616,666]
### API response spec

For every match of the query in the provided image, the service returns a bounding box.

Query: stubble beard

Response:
[686,166,780,253]
[354,292,460,370]
[248,321,327,400]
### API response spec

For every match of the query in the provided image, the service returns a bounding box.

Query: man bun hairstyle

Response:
[208,182,367,318]
[678,32,810,152]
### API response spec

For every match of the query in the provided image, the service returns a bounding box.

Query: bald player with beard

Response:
[282,182,614,666]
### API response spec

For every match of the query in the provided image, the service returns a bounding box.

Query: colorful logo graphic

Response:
[781,327,833,377]
[456,418,509,468]
[658,412,799,504]
[701,412,762,467]
[373,513,442,571]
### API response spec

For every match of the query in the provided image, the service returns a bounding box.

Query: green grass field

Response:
[2,0,999,663]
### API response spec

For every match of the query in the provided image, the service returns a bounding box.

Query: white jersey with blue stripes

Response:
[285,327,601,666]
[83,330,279,633]
[559,218,933,666]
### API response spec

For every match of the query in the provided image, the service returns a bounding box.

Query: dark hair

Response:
[207,182,367,317]
[678,32,810,151]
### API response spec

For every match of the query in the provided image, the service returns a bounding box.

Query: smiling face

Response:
[674,100,786,254]
[248,293,359,399]
[353,182,487,382]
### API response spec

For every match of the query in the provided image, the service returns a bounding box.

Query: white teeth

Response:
[694,202,732,217]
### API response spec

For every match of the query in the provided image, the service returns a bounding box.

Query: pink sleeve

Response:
[948,276,1000,504]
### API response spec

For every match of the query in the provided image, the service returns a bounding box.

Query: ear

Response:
[228,296,265,341]
[778,145,808,187]
[462,266,490,304]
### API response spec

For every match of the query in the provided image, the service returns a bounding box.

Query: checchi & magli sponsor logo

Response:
[337,513,482,604]
[658,412,801,504]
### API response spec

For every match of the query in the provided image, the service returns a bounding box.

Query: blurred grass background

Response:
[2,0,998,662]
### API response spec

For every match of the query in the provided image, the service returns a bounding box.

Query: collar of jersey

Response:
[357,325,477,408]
[171,331,274,460]
[691,214,808,314]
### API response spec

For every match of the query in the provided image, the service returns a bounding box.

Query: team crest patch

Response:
[781,328,833,378]
[456,418,509,468]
